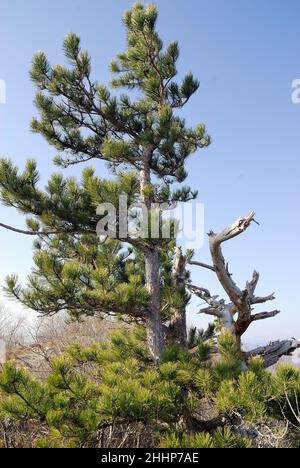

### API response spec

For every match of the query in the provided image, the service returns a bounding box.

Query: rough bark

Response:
[144,248,165,363]
[169,247,188,347]
[140,147,165,363]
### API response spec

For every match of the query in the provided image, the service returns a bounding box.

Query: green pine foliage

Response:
[0,2,210,341]
[160,428,251,449]
[188,323,216,349]
[0,327,210,447]
[0,326,299,448]
[213,332,243,384]
[0,2,299,449]
[216,356,300,424]
[5,234,149,319]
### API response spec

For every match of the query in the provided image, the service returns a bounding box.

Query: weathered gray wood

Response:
[246,339,300,368]
[187,260,215,272]
[188,212,284,351]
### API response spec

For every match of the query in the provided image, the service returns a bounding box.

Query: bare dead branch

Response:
[198,306,223,318]
[251,293,276,305]
[188,284,220,307]
[246,270,260,297]
[207,212,257,305]
[208,211,256,244]
[251,310,281,322]
[188,211,284,350]
[187,260,215,272]
[246,339,300,368]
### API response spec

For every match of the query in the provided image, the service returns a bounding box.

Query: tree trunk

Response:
[169,247,188,347]
[218,306,244,355]
[144,248,165,363]
[169,308,187,346]
[140,148,165,363]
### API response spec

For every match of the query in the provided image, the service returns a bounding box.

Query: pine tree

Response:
[0,3,210,361]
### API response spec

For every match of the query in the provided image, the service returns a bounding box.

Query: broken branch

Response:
[251,310,281,322]
[188,260,215,272]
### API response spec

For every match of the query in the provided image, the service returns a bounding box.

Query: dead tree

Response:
[169,247,188,347]
[188,212,300,367]
[245,339,300,368]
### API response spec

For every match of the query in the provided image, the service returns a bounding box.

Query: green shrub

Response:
[160,428,251,449]
[0,327,298,448]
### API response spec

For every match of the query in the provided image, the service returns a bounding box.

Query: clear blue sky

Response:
[1,0,300,345]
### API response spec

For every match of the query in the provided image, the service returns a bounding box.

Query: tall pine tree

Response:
[0,3,210,362]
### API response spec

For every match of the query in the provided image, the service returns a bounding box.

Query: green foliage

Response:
[0,325,299,448]
[27,2,210,180]
[161,343,191,365]
[271,364,300,424]
[272,364,300,398]
[216,372,269,422]
[194,368,214,398]
[160,428,251,449]
[0,2,210,333]
[215,352,269,421]
[159,432,213,448]
[0,363,51,420]
[213,332,243,383]
[187,324,216,367]
[216,358,300,424]
[0,328,193,447]
[5,235,149,319]
[0,2,297,449]
[0,326,244,447]
[188,323,216,349]
[195,341,213,365]
[212,428,252,449]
